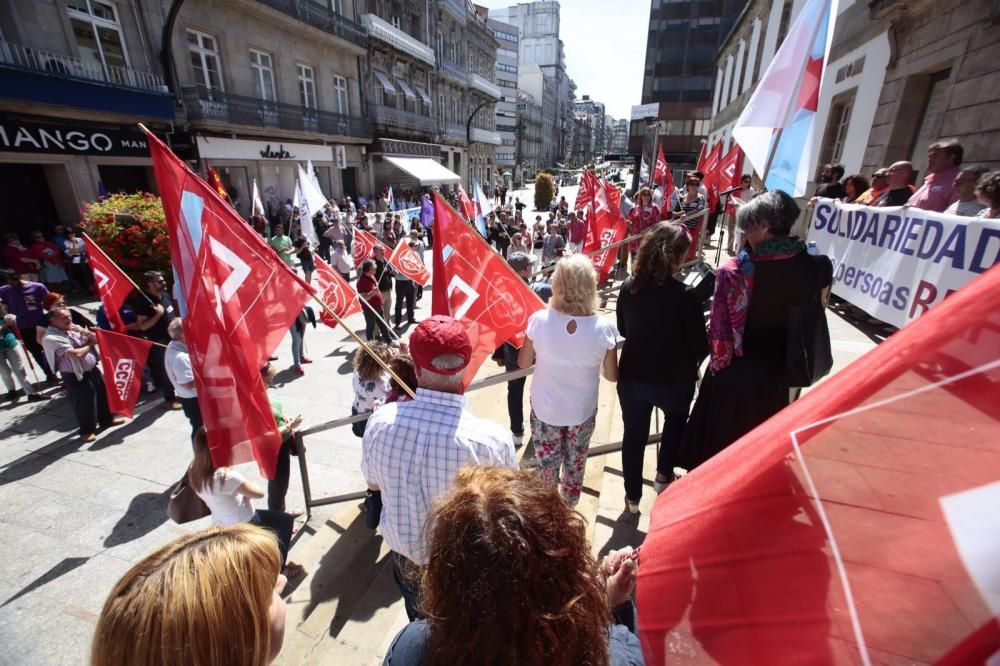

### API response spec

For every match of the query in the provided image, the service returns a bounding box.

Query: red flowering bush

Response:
[80,192,170,283]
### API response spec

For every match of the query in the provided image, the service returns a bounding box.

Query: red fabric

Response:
[356,273,382,310]
[207,166,229,201]
[149,131,305,479]
[431,193,545,388]
[575,169,600,212]
[353,228,388,266]
[94,329,153,418]
[313,255,361,328]
[638,263,1000,665]
[584,183,628,279]
[717,145,745,216]
[409,314,472,375]
[84,235,134,333]
[31,241,66,267]
[653,144,675,202]
[388,239,430,286]
[695,142,708,173]
[456,183,476,220]
[700,142,724,212]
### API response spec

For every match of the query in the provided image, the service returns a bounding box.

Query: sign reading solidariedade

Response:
[809,198,1000,328]
[0,120,151,156]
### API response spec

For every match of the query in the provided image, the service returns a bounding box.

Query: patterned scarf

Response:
[708,237,807,373]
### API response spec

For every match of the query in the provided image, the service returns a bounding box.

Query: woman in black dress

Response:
[679,190,832,470]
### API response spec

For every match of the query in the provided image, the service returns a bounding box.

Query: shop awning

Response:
[415,86,432,106]
[385,156,461,186]
[396,79,417,101]
[373,70,396,95]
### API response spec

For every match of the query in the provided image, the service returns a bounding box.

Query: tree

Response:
[80,192,170,284]
[534,171,555,211]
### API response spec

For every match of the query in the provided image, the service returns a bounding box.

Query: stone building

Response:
[465,5,502,189]
[516,90,543,186]
[487,15,520,189]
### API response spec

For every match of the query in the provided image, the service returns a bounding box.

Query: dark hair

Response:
[630,222,691,294]
[843,174,870,199]
[1,268,18,284]
[975,170,1000,208]
[352,340,392,381]
[143,271,163,285]
[388,354,417,394]
[737,190,800,237]
[421,467,611,666]
[961,164,990,181]
[831,164,845,180]
[930,138,963,166]
[293,237,307,248]
[361,259,376,274]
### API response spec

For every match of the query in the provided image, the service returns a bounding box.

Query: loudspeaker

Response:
[679,261,716,303]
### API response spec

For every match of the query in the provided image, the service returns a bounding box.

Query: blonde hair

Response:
[550,254,598,316]
[91,524,282,666]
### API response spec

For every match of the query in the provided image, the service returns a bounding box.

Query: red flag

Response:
[637,264,1000,665]
[148,130,308,479]
[456,183,476,220]
[353,227,389,266]
[95,329,153,418]
[388,238,430,286]
[575,169,600,212]
[583,182,627,281]
[700,141,724,211]
[716,144,745,216]
[313,255,361,328]
[695,141,709,173]
[653,144,675,201]
[432,193,545,387]
[207,166,229,201]
[83,235,134,333]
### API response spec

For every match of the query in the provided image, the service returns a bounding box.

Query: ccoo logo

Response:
[113,358,135,400]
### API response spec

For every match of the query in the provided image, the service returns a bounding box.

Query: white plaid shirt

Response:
[361,388,516,565]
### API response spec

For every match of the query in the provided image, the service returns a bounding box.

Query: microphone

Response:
[719,186,741,196]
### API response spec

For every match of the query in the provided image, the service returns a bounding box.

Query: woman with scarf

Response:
[678,191,832,470]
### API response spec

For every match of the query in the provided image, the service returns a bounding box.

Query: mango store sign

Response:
[0,120,150,156]
[809,198,1000,328]
[195,137,333,162]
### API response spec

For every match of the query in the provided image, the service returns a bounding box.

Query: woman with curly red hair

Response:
[382,466,642,665]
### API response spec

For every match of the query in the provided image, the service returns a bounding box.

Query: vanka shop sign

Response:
[0,120,151,156]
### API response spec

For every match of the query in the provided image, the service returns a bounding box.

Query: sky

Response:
[475,0,650,120]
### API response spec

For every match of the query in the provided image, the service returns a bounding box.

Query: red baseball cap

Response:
[409,315,471,375]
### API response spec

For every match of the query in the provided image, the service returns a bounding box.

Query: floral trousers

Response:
[530,409,597,507]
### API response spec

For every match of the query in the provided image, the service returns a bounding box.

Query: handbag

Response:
[167,468,211,524]
[781,274,833,388]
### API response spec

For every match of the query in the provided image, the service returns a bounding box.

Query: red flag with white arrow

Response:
[83,234,135,333]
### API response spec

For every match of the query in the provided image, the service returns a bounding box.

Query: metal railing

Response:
[437,58,467,84]
[361,14,436,66]
[256,0,368,48]
[182,86,372,138]
[469,127,502,145]
[469,72,502,99]
[439,0,468,22]
[370,103,437,133]
[0,39,166,92]
[439,121,467,142]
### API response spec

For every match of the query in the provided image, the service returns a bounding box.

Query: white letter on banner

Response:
[208,237,251,303]
[447,275,480,321]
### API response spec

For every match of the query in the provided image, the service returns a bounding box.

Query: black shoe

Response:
[268,355,278,361]
[27,394,49,402]
[5,390,16,402]
[407,318,417,324]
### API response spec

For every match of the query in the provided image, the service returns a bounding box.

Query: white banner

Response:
[809,198,1000,327]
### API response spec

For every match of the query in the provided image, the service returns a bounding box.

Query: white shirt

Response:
[195,468,255,526]
[331,248,354,274]
[526,309,619,426]
[361,388,516,564]
[164,339,196,399]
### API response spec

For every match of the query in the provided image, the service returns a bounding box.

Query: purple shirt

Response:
[0,281,49,329]
[54,329,97,373]
[907,165,959,213]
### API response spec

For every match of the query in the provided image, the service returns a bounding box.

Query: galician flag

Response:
[387,185,395,211]
[251,178,265,217]
[472,177,493,237]
[732,0,838,196]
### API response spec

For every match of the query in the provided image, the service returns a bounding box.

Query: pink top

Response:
[907,165,959,213]
[568,218,586,243]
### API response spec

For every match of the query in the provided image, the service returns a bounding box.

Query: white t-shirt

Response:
[526,309,619,426]
[194,468,255,526]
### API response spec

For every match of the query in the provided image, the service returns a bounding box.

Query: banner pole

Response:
[761,127,785,190]
[11,328,41,383]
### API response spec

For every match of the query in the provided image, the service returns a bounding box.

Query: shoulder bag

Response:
[167,468,211,524]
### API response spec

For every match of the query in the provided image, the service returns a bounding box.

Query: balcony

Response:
[182,86,372,139]
[469,73,502,99]
[370,104,437,134]
[255,0,368,49]
[439,0,468,22]
[362,14,436,66]
[469,127,502,145]
[438,58,467,85]
[439,121,467,142]
[0,40,173,118]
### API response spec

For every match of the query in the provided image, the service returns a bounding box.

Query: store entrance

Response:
[98,165,155,195]
[341,167,357,199]
[0,163,61,237]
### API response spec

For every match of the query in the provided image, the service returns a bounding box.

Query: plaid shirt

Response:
[361,388,516,564]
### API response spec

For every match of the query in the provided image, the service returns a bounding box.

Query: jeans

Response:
[251,509,294,565]
[0,347,35,395]
[507,376,526,435]
[290,324,303,365]
[146,344,175,402]
[63,368,113,436]
[267,434,293,512]
[393,280,415,325]
[391,552,423,621]
[363,305,391,342]
[180,396,202,435]
[617,379,696,502]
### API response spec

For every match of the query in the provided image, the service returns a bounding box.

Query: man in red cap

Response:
[361,315,516,620]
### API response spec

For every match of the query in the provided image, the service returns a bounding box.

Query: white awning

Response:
[396,79,417,101]
[373,70,396,95]
[385,156,461,186]
[415,86,432,105]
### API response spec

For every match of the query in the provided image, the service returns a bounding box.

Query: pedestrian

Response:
[0,268,56,382]
[518,254,619,506]
[814,163,847,200]
[188,427,304,577]
[841,174,870,204]
[361,316,516,620]
[508,232,530,255]
[1,313,48,403]
[908,139,962,212]
[975,170,1000,218]
[29,230,69,290]
[616,223,707,512]
[372,245,394,325]
[330,239,353,281]
[292,237,314,284]
[566,211,586,253]
[351,341,393,437]
[672,176,707,230]
[944,165,989,217]
[62,228,92,294]
[541,224,565,264]
[268,223,295,269]
[41,308,125,442]
[2,233,40,282]
[134,271,180,409]
[164,318,201,434]
[288,306,315,375]
[726,174,757,253]
[91,524,288,666]
[357,260,391,342]
[855,168,889,205]
[393,249,417,327]
[628,187,662,263]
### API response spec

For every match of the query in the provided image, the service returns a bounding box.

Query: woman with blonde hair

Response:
[92,524,287,666]
[383,466,641,664]
[519,254,619,506]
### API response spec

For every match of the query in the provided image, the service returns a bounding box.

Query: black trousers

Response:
[507,376,526,436]
[146,344,175,402]
[317,237,332,262]
[363,306,391,342]
[180,396,202,435]
[19,328,53,378]
[267,434,293,512]
[63,368,113,436]
[394,281,416,325]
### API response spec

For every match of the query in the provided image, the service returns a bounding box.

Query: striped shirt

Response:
[361,388,517,565]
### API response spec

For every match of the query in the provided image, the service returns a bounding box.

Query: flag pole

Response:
[11,328,41,383]
[760,128,785,190]
[81,232,155,305]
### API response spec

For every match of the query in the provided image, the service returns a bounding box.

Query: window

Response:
[67,0,130,79]
[250,49,276,101]
[776,1,793,48]
[333,74,349,114]
[331,0,343,14]
[819,92,855,166]
[496,62,517,74]
[187,29,223,92]
[298,64,316,108]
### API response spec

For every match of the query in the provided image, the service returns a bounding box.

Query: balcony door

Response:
[66,0,129,84]
[250,49,278,126]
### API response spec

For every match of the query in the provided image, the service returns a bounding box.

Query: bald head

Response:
[887,161,914,189]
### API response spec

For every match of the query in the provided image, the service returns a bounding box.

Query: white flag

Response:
[251,178,265,217]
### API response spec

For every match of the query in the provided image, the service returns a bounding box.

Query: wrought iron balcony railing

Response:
[255,0,367,48]
[362,14,436,66]
[0,39,166,92]
[469,72,501,99]
[370,104,437,134]
[438,58,467,85]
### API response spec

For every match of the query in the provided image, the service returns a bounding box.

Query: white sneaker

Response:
[512,432,524,449]
[145,380,156,394]
[626,500,640,515]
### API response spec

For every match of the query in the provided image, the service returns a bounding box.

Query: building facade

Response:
[465,5,502,189]
[518,62,558,166]
[574,95,606,157]
[487,15,520,188]
[0,0,174,231]
[516,90,543,186]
